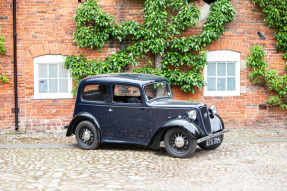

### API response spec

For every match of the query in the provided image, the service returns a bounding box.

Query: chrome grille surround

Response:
[200,106,212,134]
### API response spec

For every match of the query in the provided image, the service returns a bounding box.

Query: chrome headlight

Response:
[209,105,217,114]
[187,110,197,120]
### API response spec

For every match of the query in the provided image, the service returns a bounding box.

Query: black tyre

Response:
[198,135,224,150]
[75,121,100,150]
[164,128,197,158]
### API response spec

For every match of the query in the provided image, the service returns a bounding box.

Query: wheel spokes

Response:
[170,132,190,152]
[80,127,94,146]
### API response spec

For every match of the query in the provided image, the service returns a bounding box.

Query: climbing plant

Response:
[0,28,6,55]
[246,1,287,109]
[247,45,287,109]
[0,28,7,83]
[0,76,8,83]
[64,0,235,94]
[252,0,287,70]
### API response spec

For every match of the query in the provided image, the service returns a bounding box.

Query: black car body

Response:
[65,73,227,158]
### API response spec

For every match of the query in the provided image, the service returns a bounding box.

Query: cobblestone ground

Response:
[0,128,287,191]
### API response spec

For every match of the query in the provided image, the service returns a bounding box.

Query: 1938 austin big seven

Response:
[65,73,228,158]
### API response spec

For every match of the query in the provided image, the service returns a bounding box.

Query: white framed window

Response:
[204,50,240,97]
[34,55,73,99]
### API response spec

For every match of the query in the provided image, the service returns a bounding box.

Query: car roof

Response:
[81,73,168,86]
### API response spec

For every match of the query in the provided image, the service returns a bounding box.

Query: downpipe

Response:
[13,0,19,131]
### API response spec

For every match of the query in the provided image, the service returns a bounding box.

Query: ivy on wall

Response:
[246,0,287,109]
[252,0,287,70]
[0,76,8,83]
[64,0,235,94]
[0,28,7,83]
[0,28,6,55]
[247,45,287,109]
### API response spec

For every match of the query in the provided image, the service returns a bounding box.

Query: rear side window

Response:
[113,85,142,104]
[82,84,108,102]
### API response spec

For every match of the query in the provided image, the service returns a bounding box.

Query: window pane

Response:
[207,77,216,91]
[38,64,47,78]
[49,79,58,93]
[144,82,171,100]
[217,78,226,91]
[39,80,47,93]
[59,64,68,78]
[113,85,141,103]
[114,85,141,97]
[217,63,226,76]
[227,63,235,76]
[49,64,58,78]
[207,63,216,76]
[59,79,68,93]
[82,85,107,102]
[227,77,235,91]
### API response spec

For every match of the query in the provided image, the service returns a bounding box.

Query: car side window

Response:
[113,85,142,104]
[82,84,108,102]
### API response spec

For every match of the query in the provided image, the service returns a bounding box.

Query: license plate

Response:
[206,136,221,147]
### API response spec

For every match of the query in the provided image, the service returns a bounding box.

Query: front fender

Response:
[66,112,100,137]
[210,114,225,133]
[148,119,203,149]
[162,119,203,138]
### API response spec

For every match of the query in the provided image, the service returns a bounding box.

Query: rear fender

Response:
[66,112,101,137]
[148,119,203,149]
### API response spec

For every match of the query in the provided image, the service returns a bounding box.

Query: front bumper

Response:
[197,130,229,144]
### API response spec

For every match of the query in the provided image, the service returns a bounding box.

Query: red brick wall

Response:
[0,1,15,131]
[0,0,286,134]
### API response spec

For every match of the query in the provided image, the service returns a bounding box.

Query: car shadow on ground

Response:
[74,143,215,158]
[97,143,169,157]
[69,143,170,157]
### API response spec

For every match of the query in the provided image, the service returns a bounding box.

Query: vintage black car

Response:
[65,73,228,158]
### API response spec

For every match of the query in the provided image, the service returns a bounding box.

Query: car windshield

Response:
[144,82,172,101]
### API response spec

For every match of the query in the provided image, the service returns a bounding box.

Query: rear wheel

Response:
[164,128,197,158]
[198,135,224,150]
[75,121,100,150]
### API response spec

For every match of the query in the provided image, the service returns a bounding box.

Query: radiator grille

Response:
[200,107,212,134]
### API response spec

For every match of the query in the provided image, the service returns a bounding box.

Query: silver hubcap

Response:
[82,130,91,142]
[174,136,185,148]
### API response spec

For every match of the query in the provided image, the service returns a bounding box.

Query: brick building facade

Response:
[0,0,286,134]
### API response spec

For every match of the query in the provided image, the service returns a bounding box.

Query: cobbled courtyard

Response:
[0,128,287,191]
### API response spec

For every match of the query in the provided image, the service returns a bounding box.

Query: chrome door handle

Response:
[108,108,113,112]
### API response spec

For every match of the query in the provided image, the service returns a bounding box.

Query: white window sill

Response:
[33,94,73,100]
[204,91,240,97]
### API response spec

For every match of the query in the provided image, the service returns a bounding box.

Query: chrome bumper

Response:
[197,130,229,144]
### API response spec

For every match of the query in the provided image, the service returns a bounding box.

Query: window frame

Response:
[204,50,240,97]
[33,55,73,99]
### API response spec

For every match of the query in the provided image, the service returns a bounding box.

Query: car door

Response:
[79,84,110,137]
[106,84,150,143]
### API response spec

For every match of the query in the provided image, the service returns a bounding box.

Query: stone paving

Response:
[0,128,287,191]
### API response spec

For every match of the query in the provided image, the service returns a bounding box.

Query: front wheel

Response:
[75,121,100,150]
[164,128,197,158]
[198,135,224,150]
